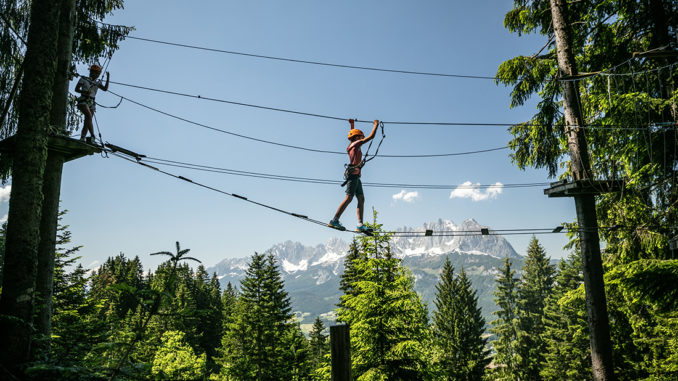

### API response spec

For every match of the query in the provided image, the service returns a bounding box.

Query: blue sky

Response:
[3,0,577,270]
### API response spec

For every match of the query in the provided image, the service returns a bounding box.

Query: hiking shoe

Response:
[328,219,346,231]
[357,225,373,233]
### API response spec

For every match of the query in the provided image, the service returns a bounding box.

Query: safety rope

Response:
[363,121,386,164]
[92,114,108,158]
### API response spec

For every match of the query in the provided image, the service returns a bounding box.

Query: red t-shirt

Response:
[347,140,363,176]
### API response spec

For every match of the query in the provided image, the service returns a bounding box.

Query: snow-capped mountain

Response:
[206,219,522,326]
[391,218,520,258]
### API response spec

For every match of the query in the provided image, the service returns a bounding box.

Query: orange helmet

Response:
[89,64,102,72]
[348,129,364,140]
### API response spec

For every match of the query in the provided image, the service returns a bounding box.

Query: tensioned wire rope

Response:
[108,81,672,131]
[106,89,509,158]
[103,144,672,238]
[125,35,499,80]
[125,35,677,82]
[140,155,549,190]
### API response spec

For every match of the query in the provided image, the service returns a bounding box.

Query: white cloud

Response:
[392,190,419,203]
[449,181,504,201]
[0,214,6,223]
[0,185,10,203]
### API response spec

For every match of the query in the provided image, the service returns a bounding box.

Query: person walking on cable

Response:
[329,119,380,233]
[75,63,109,142]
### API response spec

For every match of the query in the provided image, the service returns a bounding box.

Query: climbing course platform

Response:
[0,135,101,162]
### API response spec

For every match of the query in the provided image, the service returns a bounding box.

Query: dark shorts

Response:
[345,175,364,196]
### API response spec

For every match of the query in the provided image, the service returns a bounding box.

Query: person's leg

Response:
[333,194,354,221]
[356,194,365,225]
[78,104,93,139]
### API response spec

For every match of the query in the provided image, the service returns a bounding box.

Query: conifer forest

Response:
[1,0,677,380]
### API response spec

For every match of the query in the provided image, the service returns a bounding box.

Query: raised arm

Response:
[101,72,110,91]
[360,120,380,143]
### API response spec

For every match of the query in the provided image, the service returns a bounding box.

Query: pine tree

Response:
[220,252,299,380]
[432,259,489,380]
[515,237,555,380]
[337,214,431,380]
[337,240,362,314]
[489,257,520,380]
[308,316,329,371]
[285,323,314,381]
[221,282,238,331]
[540,250,591,380]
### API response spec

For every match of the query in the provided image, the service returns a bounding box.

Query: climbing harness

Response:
[341,121,386,186]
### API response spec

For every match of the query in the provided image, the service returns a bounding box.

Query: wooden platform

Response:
[0,135,101,162]
[544,179,625,198]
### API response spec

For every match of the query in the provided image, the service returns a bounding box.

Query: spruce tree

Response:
[220,252,298,380]
[337,240,362,315]
[221,282,238,332]
[432,259,489,380]
[541,250,591,380]
[516,237,555,380]
[337,215,431,380]
[308,316,329,371]
[489,258,520,380]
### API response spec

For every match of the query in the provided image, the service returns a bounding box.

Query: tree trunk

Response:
[549,0,616,380]
[0,0,61,372]
[33,0,76,360]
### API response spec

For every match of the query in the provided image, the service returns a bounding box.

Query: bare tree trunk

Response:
[549,0,616,380]
[0,0,60,373]
[33,0,76,360]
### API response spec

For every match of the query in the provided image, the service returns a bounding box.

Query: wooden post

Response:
[330,324,351,381]
[0,0,61,370]
[548,0,615,380]
[34,0,76,359]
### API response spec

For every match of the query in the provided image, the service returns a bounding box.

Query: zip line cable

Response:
[126,35,499,80]
[107,89,509,158]
[125,35,677,82]
[141,155,550,189]
[101,142,673,238]
[109,81,673,131]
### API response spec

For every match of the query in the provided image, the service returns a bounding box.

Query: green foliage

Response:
[337,214,432,380]
[499,1,678,378]
[540,251,591,380]
[151,330,207,380]
[218,252,309,380]
[489,258,520,380]
[432,258,489,380]
[610,259,678,313]
[515,237,555,380]
[308,316,329,373]
[606,261,678,379]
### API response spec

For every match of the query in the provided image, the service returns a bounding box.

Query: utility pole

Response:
[547,0,616,380]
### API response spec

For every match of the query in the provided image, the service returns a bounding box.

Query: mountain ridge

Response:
[207,218,523,325]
